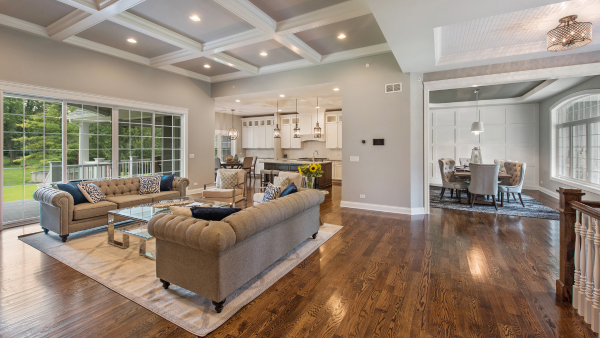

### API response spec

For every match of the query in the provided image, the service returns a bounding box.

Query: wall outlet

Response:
[194,182,198,186]
[360,194,365,199]
[189,154,195,158]
[350,156,359,162]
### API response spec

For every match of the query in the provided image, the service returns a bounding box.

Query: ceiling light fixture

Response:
[235,100,240,102]
[127,38,137,43]
[228,109,238,140]
[189,15,201,22]
[204,64,211,68]
[338,34,346,39]
[314,97,322,138]
[278,109,282,112]
[274,101,281,139]
[333,88,339,91]
[280,94,285,97]
[293,99,300,138]
[260,52,268,56]
[547,15,592,51]
[470,89,484,135]
[228,63,234,67]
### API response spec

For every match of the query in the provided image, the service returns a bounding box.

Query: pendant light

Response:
[314,97,322,138]
[293,99,300,138]
[228,109,238,140]
[547,15,592,52]
[470,89,483,135]
[273,101,281,138]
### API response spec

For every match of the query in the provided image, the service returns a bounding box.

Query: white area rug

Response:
[20,223,342,336]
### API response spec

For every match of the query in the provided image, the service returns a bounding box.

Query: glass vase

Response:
[306,176,314,189]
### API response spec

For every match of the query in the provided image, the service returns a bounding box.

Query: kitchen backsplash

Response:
[284,142,342,160]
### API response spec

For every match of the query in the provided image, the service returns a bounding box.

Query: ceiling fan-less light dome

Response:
[547,15,592,52]
[228,109,238,140]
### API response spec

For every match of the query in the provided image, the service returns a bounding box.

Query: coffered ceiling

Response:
[0,0,389,83]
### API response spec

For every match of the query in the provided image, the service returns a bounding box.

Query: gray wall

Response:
[0,26,215,190]
[212,53,421,211]
[539,75,600,201]
[215,112,245,158]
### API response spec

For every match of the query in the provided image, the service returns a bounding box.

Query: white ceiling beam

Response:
[47,0,147,41]
[0,13,49,37]
[214,0,322,64]
[158,65,211,82]
[211,52,258,73]
[276,0,371,36]
[54,0,97,13]
[320,42,390,64]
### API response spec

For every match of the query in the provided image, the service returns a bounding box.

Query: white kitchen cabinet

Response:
[265,118,274,149]
[337,121,342,148]
[325,113,342,149]
[281,125,291,148]
[333,162,342,180]
[241,117,275,149]
[299,115,312,134]
[254,119,266,148]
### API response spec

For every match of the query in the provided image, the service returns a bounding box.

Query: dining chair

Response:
[498,161,526,207]
[494,159,511,174]
[459,158,471,167]
[438,158,469,202]
[241,156,254,181]
[468,163,500,210]
[214,157,221,180]
[250,156,258,178]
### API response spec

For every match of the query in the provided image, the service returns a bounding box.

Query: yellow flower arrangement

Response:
[298,162,324,189]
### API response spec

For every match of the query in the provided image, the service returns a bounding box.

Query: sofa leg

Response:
[213,299,226,313]
[42,227,49,235]
[60,234,69,242]
[312,232,318,239]
[160,279,170,289]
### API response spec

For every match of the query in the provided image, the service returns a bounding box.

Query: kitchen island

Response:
[263,160,332,189]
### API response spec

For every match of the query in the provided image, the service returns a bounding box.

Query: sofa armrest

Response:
[173,177,189,196]
[148,213,237,255]
[33,187,74,232]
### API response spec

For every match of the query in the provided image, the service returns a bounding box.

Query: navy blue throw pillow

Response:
[56,182,87,205]
[191,207,242,221]
[160,174,176,191]
[279,182,298,198]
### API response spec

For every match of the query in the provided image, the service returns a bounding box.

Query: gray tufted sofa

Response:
[147,189,325,313]
[33,177,189,242]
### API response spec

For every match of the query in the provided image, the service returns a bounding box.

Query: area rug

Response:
[20,223,343,336]
[430,186,559,220]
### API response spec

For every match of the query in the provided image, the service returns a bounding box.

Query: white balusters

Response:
[574,210,582,310]
[586,215,596,322]
[593,217,600,332]
[579,214,588,316]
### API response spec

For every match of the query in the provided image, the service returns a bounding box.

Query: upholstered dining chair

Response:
[494,159,511,174]
[214,157,221,179]
[468,163,500,210]
[438,158,469,202]
[203,169,246,207]
[459,158,471,167]
[498,161,526,207]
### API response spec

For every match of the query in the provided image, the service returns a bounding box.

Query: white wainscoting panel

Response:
[429,103,539,189]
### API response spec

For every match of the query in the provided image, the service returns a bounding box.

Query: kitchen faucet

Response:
[313,150,319,162]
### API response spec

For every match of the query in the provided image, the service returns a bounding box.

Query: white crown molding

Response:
[276,0,371,35]
[0,80,189,114]
[211,52,258,74]
[158,65,211,82]
[150,49,197,67]
[55,0,98,13]
[0,13,49,37]
[341,201,425,215]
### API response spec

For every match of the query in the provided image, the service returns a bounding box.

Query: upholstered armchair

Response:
[459,158,471,167]
[494,159,511,174]
[253,172,304,206]
[203,169,246,207]
[468,163,500,210]
[438,158,469,201]
[498,161,526,207]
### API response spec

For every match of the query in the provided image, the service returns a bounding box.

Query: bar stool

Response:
[260,170,272,187]
[269,170,280,185]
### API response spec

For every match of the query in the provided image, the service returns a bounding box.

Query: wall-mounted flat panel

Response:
[481,107,506,125]
[457,108,477,126]
[434,109,455,126]
[506,126,536,144]
[480,145,506,164]
[458,127,479,143]
[481,126,505,144]
[507,105,536,124]
[434,128,455,144]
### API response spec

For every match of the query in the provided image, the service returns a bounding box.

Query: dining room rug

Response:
[429,186,559,220]
[19,223,343,337]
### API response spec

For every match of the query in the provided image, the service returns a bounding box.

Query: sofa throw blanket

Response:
[139,176,161,194]
[78,182,107,203]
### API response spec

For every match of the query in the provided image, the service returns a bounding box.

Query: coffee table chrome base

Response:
[107,214,155,260]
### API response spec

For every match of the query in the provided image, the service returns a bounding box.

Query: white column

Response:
[62,101,67,182]
[586,216,596,322]
[112,108,119,179]
[574,210,582,310]
[580,215,589,316]
[593,216,600,332]
[79,122,90,164]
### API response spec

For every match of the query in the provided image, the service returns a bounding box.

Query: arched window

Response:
[552,91,600,187]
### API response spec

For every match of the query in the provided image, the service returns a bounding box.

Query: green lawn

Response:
[4,156,43,202]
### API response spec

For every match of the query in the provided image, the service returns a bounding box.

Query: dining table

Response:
[453,167,512,206]
[220,161,242,169]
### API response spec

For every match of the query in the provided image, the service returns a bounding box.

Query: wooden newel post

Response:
[557,187,585,303]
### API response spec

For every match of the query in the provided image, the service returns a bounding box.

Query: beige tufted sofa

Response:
[147,189,324,313]
[34,177,189,242]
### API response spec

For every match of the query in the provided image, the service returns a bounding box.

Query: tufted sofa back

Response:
[504,161,526,187]
[90,177,141,197]
[438,158,457,183]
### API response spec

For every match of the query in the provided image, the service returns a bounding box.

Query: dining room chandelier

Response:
[273,101,281,138]
[547,15,592,52]
[314,97,322,138]
[228,109,238,140]
[293,99,300,138]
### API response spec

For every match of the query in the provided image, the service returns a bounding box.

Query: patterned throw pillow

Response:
[262,183,282,203]
[273,176,289,187]
[78,182,107,203]
[139,176,161,194]
[219,171,238,189]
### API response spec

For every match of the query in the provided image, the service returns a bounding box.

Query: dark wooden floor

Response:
[0,181,595,337]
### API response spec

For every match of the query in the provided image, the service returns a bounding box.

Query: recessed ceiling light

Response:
[316,106,320,109]
[278,109,282,112]
[235,99,240,102]
[127,38,137,43]
[280,94,285,97]
[338,34,346,39]
[204,64,211,68]
[333,88,339,91]
[189,15,201,22]
[228,63,234,67]
[260,52,268,56]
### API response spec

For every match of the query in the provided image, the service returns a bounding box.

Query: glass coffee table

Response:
[107,196,229,260]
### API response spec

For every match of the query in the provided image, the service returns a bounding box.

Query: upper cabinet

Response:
[241,117,275,149]
[280,115,302,149]
[325,112,342,149]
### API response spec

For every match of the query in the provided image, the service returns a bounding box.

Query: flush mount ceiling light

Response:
[337,33,346,39]
[127,38,137,43]
[280,94,285,97]
[204,64,211,68]
[547,15,592,52]
[235,99,240,102]
[260,52,268,56]
[333,88,340,91]
[189,15,201,22]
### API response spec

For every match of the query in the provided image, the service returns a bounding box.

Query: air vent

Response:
[385,83,402,93]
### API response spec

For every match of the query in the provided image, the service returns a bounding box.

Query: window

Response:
[214,131,235,159]
[553,92,600,189]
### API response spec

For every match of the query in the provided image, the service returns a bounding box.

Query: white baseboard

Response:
[187,188,204,195]
[538,186,560,199]
[340,201,425,215]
